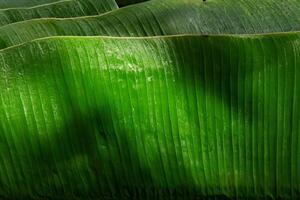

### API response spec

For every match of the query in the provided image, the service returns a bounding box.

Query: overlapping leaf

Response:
[0,0,118,27]
[0,0,299,49]
[0,0,62,9]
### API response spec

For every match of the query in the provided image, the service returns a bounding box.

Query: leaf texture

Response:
[1,0,300,199]
[0,0,63,9]
[0,0,299,49]
[0,32,300,199]
[0,0,118,27]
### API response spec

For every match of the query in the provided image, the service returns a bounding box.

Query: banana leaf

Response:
[1,0,300,199]
[0,0,63,9]
[0,0,299,49]
[0,32,299,199]
[0,0,118,27]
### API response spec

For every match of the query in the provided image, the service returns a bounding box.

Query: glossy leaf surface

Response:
[0,33,299,199]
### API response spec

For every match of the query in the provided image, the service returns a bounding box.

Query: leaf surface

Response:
[0,32,299,199]
[0,0,299,49]
[0,0,63,9]
[0,0,118,27]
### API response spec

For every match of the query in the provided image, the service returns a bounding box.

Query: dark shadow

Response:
[163,35,298,199]
[26,105,155,199]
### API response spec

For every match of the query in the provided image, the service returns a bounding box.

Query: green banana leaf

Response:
[0,0,299,49]
[1,0,300,199]
[0,0,63,9]
[0,0,118,27]
[0,32,299,199]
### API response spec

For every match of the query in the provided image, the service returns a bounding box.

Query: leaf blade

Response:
[0,32,299,198]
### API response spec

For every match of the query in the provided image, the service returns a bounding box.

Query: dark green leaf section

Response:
[116,0,148,7]
[0,0,299,49]
[0,0,62,9]
[0,0,118,27]
[0,33,299,199]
